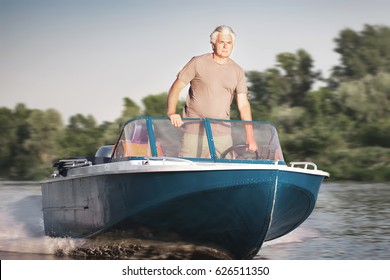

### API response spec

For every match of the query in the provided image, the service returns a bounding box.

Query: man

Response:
[167,25,257,157]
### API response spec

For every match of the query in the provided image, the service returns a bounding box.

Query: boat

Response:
[41,116,329,259]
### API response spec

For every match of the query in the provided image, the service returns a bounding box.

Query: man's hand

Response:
[246,138,258,153]
[167,78,186,127]
[168,113,184,127]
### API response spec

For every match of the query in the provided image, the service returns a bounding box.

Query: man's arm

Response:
[236,93,258,152]
[167,78,186,127]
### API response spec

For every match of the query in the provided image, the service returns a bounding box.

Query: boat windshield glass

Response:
[112,118,284,162]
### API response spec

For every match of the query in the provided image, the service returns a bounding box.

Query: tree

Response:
[142,92,185,118]
[276,49,320,107]
[117,97,141,125]
[332,25,390,81]
[58,114,104,158]
[334,72,390,147]
[334,72,390,123]
[24,109,63,178]
[247,68,288,120]
[7,104,33,179]
[247,49,320,110]
[0,107,15,178]
[142,92,168,117]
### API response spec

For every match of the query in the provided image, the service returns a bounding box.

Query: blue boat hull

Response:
[265,170,323,241]
[41,168,324,259]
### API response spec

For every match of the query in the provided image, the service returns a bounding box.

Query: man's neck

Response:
[212,53,229,64]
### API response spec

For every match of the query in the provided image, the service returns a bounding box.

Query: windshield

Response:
[111,117,284,162]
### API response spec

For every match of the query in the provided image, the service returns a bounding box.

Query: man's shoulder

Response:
[228,58,245,73]
[183,53,211,67]
[192,53,213,61]
[228,58,243,68]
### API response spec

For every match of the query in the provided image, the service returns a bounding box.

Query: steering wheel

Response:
[220,144,259,160]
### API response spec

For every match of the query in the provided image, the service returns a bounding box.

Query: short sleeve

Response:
[235,68,248,95]
[177,57,197,85]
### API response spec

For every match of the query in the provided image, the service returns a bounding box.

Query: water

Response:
[1,181,389,260]
[259,182,390,259]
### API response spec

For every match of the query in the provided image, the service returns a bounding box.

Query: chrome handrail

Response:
[289,162,317,170]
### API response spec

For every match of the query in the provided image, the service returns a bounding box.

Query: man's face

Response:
[213,33,234,59]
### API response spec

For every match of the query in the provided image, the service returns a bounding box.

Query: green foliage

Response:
[334,72,390,122]
[0,107,15,177]
[0,105,64,179]
[99,121,122,146]
[332,25,390,81]
[117,97,141,125]
[247,49,320,111]
[58,114,105,158]
[276,49,320,106]
[357,120,390,148]
[322,147,390,182]
[24,109,64,178]
[142,92,169,117]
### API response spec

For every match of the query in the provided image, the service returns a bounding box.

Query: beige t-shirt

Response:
[178,53,248,120]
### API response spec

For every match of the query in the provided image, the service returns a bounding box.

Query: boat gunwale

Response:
[41,160,329,184]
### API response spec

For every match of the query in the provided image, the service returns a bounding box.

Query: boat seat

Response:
[113,122,164,158]
[117,140,164,157]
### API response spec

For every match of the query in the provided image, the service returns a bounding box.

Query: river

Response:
[0,181,389,260]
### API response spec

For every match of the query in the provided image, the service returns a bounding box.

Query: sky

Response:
[1,0,390,124]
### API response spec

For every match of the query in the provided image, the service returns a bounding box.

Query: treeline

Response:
[1,24,390,181]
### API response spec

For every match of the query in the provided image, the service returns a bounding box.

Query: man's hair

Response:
[210,25,236,44]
